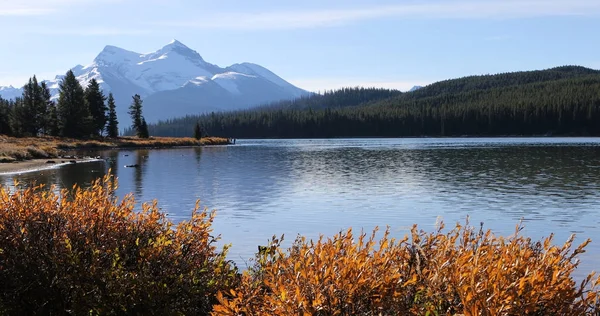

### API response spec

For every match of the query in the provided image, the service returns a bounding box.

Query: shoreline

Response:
[0,136,232,171]
[0,158,102,176]
[0,136,233,176]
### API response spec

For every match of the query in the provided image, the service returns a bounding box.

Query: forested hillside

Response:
[142,66,600,138]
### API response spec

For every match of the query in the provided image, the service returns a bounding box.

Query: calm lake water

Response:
[1,138,600,275]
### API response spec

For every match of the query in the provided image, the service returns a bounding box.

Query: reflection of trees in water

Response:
[55,162,107,190]
[99,150,120,191]
[194,147,202,167]
[411,146,600,196]
[3,144,598,225]
[0,161,107,192]
[290,146,600,197]
[133,149,149,196]
[190,146,295,216]
[0,170,58,191]
[289,145,600,224]
[103,150,120,175]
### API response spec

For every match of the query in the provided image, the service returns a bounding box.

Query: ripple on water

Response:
[1,138,599,279]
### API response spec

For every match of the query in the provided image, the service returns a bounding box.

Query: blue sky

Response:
[1,0,600,92]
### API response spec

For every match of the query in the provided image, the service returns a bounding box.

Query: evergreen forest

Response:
[0,71,150,139]
[140,66,600,138]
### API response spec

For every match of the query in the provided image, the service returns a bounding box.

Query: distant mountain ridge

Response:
[0,40,310,123]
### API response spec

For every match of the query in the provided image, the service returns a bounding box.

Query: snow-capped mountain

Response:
[0,86,21,100]
[408,85,423,92]
[0,40,310,123]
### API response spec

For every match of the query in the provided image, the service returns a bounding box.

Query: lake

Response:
[1,138,600,275]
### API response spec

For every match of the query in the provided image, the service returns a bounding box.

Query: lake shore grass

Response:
[0,174,599,315]
[0,135,231,164]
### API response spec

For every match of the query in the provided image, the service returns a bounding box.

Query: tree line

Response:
[0,70,150,139]
[142,66,600,138]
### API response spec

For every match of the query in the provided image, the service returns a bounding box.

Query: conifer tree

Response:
[128,94,149,138]
[33,77,47,134]
[41,82,59,136]
[46,104,60,137]
[106,93,119,138]
[0,97,12,136]
[20,78,34,135]
[57,70,90,138]
[10,97,26,137]
[193,121,203,140]
[85,79,107,137]
[21,76,46,136]
[140,118,149,139]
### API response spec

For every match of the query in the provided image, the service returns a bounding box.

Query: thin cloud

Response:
[157,0,600,30]
[0,7,54,16]
[0,0,122,16]
[31,27,156,36]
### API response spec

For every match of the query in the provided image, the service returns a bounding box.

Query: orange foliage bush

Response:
[0,175,237,315]
[213,223,600,315]
[1,171,599,315]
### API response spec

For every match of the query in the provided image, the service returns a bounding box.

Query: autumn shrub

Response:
[0,175,237,315]
[213,223,600,316]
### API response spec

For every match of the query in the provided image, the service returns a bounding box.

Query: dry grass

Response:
[0,135,231,161]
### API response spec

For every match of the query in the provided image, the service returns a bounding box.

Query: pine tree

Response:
[106,93,119,138]
[0,97,12,136]
[10,97,26,137]
[21,76,46,136]
[128,94,149,138]
[33,77,47,135]
[41,82,59,136]
[85,79,107,137]
[46,104,60,137]
[139,118,149,139]
[193,121,203,140]
[57,70,90,138]
[20,78,34,135]
[129,94,143,133]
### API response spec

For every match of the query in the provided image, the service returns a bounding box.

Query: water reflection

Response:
[133,149,149,196]
[1,138,600,274]
[0,160,107,191]
[194,147,202,167]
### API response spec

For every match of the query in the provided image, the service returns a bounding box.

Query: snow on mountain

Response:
[408,85,423,92]
[226,63,307,98]
[211,72,256,94]
[0,86,21,100]
[0,39,310,123]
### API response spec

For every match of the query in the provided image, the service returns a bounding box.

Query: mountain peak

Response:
[159,39,192,52]
[94,45,140,66]
[167,39,185,47]
[100,44,131,54]
[153,39,204,61]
